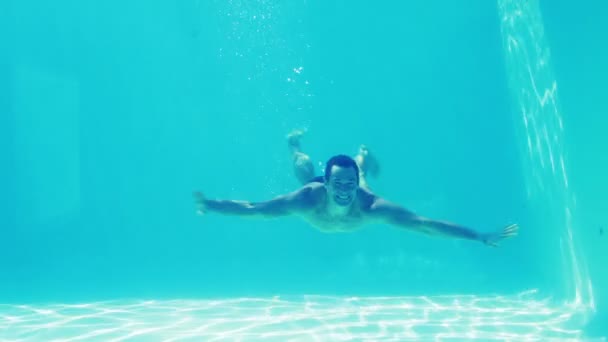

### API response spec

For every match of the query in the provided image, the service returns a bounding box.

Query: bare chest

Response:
[302,208,367,232]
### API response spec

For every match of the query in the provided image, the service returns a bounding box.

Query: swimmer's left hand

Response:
[479,223,519,247]
[193,191,207,215]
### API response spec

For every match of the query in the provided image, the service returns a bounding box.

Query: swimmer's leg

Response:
[354,144,380,190]
[287,129,315,185]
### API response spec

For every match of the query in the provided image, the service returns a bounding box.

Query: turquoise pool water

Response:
[1,0,606,340]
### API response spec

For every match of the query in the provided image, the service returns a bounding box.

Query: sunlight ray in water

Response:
[0,291,589,341]
[498,0,594,313]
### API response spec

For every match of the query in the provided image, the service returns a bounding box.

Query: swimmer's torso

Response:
[297,183,378,232]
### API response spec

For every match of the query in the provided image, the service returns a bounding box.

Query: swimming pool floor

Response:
[0,290,592,341]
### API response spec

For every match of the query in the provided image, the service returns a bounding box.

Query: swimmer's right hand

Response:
[193,191,207,215]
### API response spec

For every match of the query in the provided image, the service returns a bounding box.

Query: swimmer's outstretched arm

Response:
[371,199,518,246]
[193,186,314,218]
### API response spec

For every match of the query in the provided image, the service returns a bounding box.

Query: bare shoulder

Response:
[290,182,326,207]
[357,187,382,211]
[358,189,413,217]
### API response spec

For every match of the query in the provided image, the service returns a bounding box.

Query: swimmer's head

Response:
[324,155,359,207]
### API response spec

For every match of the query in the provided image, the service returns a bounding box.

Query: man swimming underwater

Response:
[193,129,518,246]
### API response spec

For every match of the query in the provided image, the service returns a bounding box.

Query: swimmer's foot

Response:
[287,128,307,153]
[356,144,380,178]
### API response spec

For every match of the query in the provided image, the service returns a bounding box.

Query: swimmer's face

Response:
[326,165,358,207]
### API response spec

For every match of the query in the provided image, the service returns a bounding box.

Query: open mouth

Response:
[334,194,351,204]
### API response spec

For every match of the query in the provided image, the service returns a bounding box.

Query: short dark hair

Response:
[324,155,360,184]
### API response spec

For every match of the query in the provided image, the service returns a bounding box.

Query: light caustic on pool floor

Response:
[0,290,590,341]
